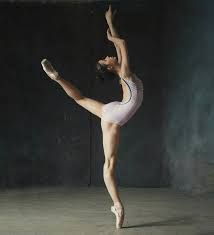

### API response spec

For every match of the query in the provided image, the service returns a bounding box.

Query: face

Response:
[98,56,117,71]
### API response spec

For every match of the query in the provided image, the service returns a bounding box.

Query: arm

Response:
[105,5,122,64]
[107,28,131,77]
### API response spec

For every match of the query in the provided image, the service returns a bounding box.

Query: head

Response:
[98,56,118,72]
[96,56,119,82]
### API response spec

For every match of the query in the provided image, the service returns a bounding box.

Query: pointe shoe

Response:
[111,205,125,229]
[41,59,61,81]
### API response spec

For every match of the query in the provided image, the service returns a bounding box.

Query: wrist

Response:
[107,19,113,26]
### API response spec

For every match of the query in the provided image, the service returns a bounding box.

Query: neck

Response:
[113,64,121,76]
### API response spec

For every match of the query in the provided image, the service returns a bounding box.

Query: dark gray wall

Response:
[0,3,93,188]
[0,1,165,188]
[161,0,214,193]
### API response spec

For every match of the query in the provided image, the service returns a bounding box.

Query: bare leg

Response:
[41,59,104,118]
[41,59,83,100]
[102,124,122,205]
[101,119,125,229]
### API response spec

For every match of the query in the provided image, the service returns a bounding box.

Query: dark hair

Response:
[95,62,115,82]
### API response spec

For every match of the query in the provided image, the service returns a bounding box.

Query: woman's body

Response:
[41,5,143,229]
[102,73,143,126]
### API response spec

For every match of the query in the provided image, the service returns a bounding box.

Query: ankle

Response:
[114,201,123,208]
[54,73,61,81]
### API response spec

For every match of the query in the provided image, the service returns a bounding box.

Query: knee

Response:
[103,157,116,177]
[75,94,85,102]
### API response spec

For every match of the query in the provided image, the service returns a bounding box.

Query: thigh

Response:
[75,97,105,119]
[102,122,120,162]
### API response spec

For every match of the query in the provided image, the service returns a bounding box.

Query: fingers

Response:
[107,28,109,37]
[107,5,116,19]
[107,28,112,40]
[107,28,111,36]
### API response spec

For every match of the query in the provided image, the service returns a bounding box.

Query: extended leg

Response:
[41,59,104,118]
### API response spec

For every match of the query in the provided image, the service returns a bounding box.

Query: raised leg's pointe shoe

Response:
[41,59,61,81]
[111,205,125,229]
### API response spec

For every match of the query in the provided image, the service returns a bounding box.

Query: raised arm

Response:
[107,28,131,78]
[105,5,122,64]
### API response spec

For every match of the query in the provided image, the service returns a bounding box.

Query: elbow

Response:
[119,39,125,44]
[119,39,126,48]
[118,39,126,49]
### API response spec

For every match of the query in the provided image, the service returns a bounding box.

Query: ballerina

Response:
[41,5,143,229]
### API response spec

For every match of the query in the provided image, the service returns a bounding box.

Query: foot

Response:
[111,204,125,229]
[41,59,61,81]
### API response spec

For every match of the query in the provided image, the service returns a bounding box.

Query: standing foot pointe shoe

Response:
[111,205,125,229]
[41,59,61,81]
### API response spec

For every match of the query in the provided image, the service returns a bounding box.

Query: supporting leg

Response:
[103,155,122,206]
[101,121,125,228]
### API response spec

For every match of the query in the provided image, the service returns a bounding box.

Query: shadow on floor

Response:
[124,215,196,229]
[198,232,214,235]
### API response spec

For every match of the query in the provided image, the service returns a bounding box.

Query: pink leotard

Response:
[101,73,144,126]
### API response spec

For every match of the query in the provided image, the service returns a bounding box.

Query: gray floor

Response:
[0,186,213,235]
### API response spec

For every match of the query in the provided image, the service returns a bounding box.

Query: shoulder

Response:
[120,71,135,81]
[119,68,133,79]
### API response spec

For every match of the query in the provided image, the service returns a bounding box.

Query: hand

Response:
[105,5,117,23]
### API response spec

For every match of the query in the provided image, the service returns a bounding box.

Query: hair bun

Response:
[95,61,115,82]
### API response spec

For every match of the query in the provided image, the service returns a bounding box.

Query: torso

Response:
[119,73,136,103]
